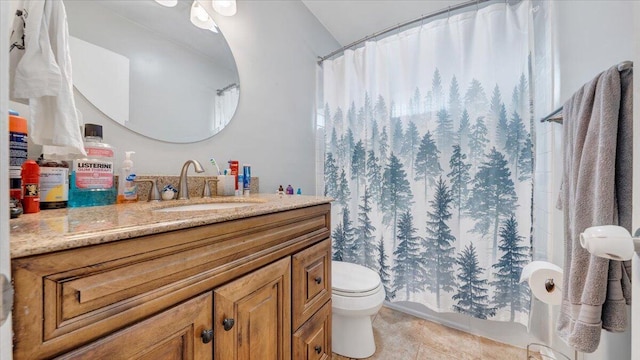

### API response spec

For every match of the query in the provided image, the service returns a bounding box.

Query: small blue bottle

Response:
[242,164,251,195]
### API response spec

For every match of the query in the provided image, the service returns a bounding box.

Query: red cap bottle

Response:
[21,160,40,214]
[228,160,239,190]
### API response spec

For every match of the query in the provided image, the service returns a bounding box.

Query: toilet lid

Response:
[332,261,381,294]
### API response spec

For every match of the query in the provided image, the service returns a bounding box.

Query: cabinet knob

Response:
[314,276,322,284]
[223,318,235,331]
[315,345,322,354]
[200,329,213,344]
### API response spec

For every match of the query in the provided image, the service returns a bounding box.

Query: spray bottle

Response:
[117,151,137,203]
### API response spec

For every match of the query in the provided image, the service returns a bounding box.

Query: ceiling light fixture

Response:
[190,1,219,33]
[154,0,178,7]
[212,0,236,17]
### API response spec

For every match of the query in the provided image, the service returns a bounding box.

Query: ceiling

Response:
[75,0,467,67]
[301,0,467,47]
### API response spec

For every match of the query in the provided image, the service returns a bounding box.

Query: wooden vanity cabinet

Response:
[11,204,332,360]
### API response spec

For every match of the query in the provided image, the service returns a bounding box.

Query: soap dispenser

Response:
[117,151,137,203]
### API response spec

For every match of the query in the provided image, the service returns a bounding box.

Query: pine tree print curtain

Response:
[321,1,537,325]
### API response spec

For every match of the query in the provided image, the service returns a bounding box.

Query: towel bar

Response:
[540,60,633,123]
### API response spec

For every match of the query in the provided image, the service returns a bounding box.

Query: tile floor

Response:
[332,306,540,360]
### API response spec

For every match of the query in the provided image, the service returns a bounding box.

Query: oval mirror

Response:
[64,0,240,143]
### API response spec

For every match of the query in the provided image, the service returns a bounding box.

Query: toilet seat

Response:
[333,283,382,297]
[332,261,381,296]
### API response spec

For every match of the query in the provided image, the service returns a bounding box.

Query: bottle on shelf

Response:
[37,155,69,209]
[21,160,40,214]
[9,111,28,201]
[68,124,116,207]
[117,151,138,204]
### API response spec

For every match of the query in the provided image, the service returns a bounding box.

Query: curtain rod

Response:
[216,83,238,96]
[539,60,633,124]
[318,0,497,64]
[539,107,563,124]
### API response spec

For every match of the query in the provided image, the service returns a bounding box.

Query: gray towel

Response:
[556,64,633,353]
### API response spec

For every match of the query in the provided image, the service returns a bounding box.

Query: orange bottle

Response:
[21,160,40,214]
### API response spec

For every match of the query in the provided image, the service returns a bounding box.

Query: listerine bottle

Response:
[68,124,116,207]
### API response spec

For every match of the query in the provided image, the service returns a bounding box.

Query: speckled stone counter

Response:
[10,194,332,259]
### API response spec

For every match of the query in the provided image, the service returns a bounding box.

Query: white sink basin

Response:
[154,202,257,212]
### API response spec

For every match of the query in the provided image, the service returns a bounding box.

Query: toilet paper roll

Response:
[580,225,634,261]
[520,261,563,305]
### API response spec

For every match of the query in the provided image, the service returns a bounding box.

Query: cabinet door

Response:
[214,257,291,360]
[292,238,331,330]
[55,292,213,360]
[293,300,331,360]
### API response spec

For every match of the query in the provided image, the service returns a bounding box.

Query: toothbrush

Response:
[210,158,221,175]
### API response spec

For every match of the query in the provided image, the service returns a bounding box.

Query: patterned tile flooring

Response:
[332,307,539,360]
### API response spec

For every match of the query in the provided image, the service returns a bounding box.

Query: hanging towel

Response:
[9,0,86,157]
[556,64,633,353]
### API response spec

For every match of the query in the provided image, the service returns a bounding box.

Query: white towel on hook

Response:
[9,0,86,157]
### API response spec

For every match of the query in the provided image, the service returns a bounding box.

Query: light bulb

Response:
[194,3,209,22]
[191,1,217,31]
[212,0,236,16]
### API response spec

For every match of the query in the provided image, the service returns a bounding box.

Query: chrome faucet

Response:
[134,178,161,201]
[177,160,205,200]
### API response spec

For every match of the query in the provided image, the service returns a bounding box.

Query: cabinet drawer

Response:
[293,300,331,360]
[292,238,331,330]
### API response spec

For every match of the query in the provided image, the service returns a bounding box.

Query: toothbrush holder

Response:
[216,175,236,196]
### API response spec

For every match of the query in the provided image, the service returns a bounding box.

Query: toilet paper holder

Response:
[544,278,555,293]
[580,225,640,261]
[520,261,563,305]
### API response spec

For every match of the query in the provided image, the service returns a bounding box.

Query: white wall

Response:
[31,1,339,195]
[551,1,634,359]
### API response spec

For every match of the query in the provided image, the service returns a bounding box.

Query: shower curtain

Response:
[213,84,239,132]
[320,0,547,325]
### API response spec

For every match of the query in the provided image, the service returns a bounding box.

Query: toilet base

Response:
[332,313,376,359]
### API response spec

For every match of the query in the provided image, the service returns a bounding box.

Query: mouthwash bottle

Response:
[68,124,116,207]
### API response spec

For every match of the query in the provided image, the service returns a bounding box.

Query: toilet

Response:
[332,261,386,359]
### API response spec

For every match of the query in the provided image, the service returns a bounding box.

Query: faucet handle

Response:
[202,178,219,198]
[134,178,161,201]
[202,179,212,198]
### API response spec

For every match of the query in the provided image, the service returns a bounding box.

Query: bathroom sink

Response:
[154,202,258,213]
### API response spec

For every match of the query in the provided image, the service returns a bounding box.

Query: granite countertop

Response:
[9,194,332,259]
